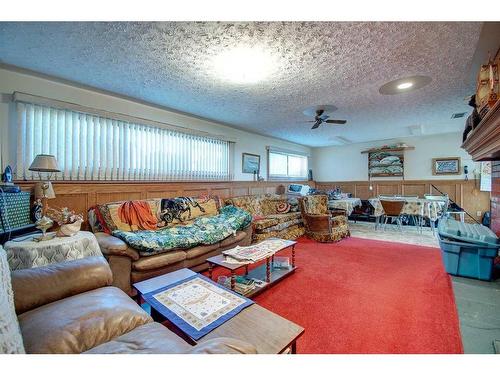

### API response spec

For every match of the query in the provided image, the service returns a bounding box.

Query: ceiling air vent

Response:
[451,112,467,119]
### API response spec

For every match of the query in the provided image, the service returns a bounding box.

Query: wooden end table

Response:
[206,239,297,298]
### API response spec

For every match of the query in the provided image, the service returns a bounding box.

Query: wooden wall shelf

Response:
[462,100,500,161]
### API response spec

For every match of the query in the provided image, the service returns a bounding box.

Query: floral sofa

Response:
[88,195,252,296]
[224,194,305,242]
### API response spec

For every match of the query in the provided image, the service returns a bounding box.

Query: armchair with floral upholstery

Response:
[298,195,350,242]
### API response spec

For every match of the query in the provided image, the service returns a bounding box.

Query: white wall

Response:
[0,67,310,181]
[311,132,479,181]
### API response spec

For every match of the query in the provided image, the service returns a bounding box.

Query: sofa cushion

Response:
[302,195,329,215]
[158,196,220,227]
[259,196,289,216]
[132,250,187,271]
[0,247,25,354]
[112,205,252,256]
[224,196,262,216]
[253,224,305,242]
[185,243,220,260]
[253,212,302,231]
[94,199,160,233]
[219,230,247,248]
[18,286,152,354]
[83,322,191,354]
[257,217,303,233]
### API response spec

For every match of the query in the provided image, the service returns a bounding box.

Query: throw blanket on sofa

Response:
[112,205,252,255]
[118,200,158,231]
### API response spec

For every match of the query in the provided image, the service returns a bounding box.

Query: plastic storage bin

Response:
[437,218,499,281]
[438,235,499,281]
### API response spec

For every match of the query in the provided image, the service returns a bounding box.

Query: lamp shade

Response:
[29,154,60,172]
[34,181,56,199]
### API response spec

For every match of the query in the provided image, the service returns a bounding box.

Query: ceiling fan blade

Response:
[316,109,325,117]
[325,119,347,124]
[311,121,321,129]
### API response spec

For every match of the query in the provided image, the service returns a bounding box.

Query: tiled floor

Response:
[349,220,439,248]
[348,220,500,353]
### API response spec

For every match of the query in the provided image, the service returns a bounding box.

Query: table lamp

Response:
[29,154,60,240]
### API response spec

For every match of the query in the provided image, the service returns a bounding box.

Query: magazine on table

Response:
[222,238,296,262]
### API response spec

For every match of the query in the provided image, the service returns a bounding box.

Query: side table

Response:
[4,230,103,270]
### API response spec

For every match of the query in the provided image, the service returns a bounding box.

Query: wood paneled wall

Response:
[16,180,314,228]
[316,179,491,223]
[15,178,490,226]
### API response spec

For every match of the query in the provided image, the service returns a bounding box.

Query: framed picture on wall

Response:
[242,153,261,174]
[432,157,461,175]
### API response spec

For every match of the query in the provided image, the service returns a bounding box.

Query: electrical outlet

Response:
[476,211,482,217]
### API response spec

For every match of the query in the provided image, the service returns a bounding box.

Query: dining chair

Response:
[424,194,450,232]
[379,200,405,231]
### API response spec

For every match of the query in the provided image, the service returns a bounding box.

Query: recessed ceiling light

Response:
[379,75,432,95]
[212,46,276,84]
[397,82,413,90]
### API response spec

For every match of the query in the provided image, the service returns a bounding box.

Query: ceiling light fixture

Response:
[379,75,432,95]
[397,82,413,90]
[212,46,276,84]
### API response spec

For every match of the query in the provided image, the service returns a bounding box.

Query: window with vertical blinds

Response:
[16,102,232,181]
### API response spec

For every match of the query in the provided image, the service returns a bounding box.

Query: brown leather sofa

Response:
[94,225,252,296]
[5,255,256,354]
[88,195,253,296]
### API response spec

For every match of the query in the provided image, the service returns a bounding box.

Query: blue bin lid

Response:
[438,218,499,247]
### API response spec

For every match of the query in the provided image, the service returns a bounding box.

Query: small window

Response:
[268,149,308,180]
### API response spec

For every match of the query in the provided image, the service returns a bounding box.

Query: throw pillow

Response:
[0,247,25,354]
[276,202,291,214]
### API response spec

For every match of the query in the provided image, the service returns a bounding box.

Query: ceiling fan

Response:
[306,109,347,129]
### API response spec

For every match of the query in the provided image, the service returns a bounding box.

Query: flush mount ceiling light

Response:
[397,82,414,90]
[212,46,276,84]
[379,75,432,95]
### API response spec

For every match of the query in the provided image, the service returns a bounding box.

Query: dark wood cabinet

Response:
[462,100,500,161]
[462,100,500,235]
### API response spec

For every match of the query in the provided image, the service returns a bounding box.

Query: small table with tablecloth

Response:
[327,198,362,216]
[4,231,102,270]
[368,197,445,230]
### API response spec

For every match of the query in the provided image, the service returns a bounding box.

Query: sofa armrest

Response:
[11,256,113,314]
[189,338,257,354]
[303,214,332,232]
[94,232,140,261]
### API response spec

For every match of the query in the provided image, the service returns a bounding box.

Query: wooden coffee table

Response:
[206,239,297,298]
[133,268,304,354]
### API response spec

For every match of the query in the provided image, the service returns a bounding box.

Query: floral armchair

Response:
[298,195,350,242]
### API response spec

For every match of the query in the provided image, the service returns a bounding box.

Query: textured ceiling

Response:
[0,22,483,147]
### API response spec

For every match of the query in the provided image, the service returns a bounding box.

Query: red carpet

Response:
[215,236,463,353]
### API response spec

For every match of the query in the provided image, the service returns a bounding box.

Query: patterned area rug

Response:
[349,221,439,248]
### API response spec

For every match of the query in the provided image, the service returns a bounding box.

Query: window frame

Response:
[267,147,309,181]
